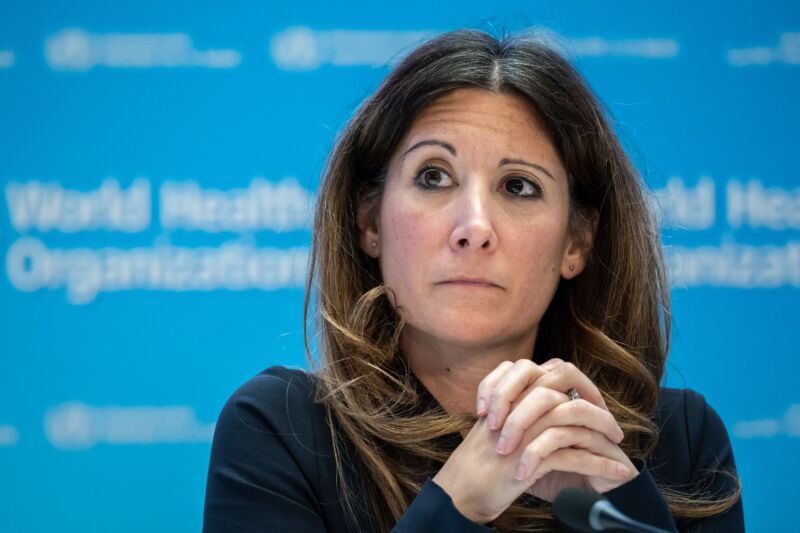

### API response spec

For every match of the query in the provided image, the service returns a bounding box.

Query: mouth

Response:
[438,277,503,289]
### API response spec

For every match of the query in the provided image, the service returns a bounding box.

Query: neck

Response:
[401,328,538,416]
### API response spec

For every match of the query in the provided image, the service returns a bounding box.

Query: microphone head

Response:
[553,487,604,531]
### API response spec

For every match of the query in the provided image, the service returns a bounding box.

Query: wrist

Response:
[431,473,496,524]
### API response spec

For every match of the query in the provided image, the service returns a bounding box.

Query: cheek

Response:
[506,218,570,322]
[378,204,438,295]
[509,218,570,276]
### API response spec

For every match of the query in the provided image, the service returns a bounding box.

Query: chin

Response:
[426,321,514,348]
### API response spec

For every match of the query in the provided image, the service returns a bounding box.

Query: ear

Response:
[356,196,380,258]
[560,210,598,279]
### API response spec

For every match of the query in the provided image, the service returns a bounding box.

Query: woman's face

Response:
[358,88,590,352]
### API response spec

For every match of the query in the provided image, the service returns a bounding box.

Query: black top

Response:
[203,366,744,532]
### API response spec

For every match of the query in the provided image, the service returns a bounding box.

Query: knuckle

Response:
[565,448,583,464]
[547,426,568,441]
[522,442,544,464]
[567,398,587,416]
[577,450,593,469]
[605,459,621,477]
[503,412,521,431]
[557,426,573,441]
[529,386,546,398]
[529,387,550,403]
[534,462,552,480]
[578,398,593,412]
[545,388,565,403]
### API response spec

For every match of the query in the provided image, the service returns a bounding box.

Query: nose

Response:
[448,185,498,253]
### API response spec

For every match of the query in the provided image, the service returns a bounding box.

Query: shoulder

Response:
[601,389,743,530]
[225,365,321,420]
[653,387,710,437]
[649,388,737,485]
[211,365,330,462]
[653,388,731,449]
[206,367,374,531]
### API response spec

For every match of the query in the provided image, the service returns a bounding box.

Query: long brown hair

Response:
[303,28,740,531]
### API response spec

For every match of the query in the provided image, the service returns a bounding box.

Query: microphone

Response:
[553,487,672,533]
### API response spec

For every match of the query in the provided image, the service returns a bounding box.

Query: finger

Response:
[476,360,514,416]
[506,357,568,411]
[487,359,547,430]
[495,387,567,455]
[532,360,608,411]
[529,399,624,446]
[499,396,624,456]
[526,447,632,486]
[538,357,565,372]
[515,426,626,482]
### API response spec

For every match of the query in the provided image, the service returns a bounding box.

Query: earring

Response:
[568,264,575,272]
[371,241,378,248]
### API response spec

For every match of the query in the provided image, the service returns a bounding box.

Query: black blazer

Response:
[203,366,744,532]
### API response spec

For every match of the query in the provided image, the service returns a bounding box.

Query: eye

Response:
[503,176,541,197]
[415,165,454,189]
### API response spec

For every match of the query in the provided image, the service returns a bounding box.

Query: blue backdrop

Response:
[1,2,798,531]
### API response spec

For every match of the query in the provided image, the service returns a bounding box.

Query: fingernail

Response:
[514,464,527,481]
[495,436,507,454]
[477,399,486,415]
[616,464,630,478]
[488,413,497,430]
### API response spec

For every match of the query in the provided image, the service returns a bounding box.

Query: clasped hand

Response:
[432,358,638,524]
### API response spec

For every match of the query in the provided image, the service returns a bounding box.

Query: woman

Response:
[203,29,743,532]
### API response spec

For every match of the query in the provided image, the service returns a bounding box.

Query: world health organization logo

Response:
[44,401,215,450]
[44,28,241,71]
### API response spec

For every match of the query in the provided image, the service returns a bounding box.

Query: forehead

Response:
[397,87,562,167]
[413,88,544,128]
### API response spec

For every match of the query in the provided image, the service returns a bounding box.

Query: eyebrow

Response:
[402,139,556,181]
[498,158,556,181]
[403,139,456,158]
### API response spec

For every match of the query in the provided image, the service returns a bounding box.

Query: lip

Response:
[437,277,503,289]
